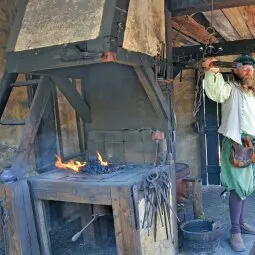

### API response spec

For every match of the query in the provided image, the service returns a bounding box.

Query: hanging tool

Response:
[142,170,180,243]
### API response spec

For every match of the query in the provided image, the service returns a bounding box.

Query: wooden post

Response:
[33,199,52,255]
[183,177,204,219]
[192,179,203,219]
[11,76,54,178]
[0,181,40,255]
[111,186,141,255]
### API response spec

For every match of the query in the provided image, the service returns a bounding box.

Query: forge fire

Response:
[55,150,110,174]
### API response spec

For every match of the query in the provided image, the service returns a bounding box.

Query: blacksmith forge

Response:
[0,0,178,254]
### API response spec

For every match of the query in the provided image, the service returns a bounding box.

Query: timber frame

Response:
[0,1,175,254]
[173,39,255,63]
[170,0,255,16]
[7,0,131,73]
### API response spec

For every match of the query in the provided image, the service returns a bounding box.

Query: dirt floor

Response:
[179,185,255,255]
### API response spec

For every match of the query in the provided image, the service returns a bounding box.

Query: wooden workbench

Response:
[28,165,171,255]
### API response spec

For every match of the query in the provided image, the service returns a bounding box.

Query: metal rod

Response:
[71,215,99,242]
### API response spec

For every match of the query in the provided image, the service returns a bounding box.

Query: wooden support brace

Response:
[134,55,170,119]
[51,76,91,123]
[11,76,54,178]
[10,79,40,88]
[171,0,255,17]
[0,181,40,255]
[0,72,18,119]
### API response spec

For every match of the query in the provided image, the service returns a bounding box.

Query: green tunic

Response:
[221,136,255,200]
[204,71,255,199]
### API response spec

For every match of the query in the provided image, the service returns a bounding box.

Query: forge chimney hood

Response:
[6,0,166,73]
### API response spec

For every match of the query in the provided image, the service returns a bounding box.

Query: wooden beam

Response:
[51,76,91,122]
[191,13,226,43]
[172,16,218,44]
[135,66,165,119]
[10,79,40,87]
[6,0,28,52]
[7,39,108,73]
[135,54,170,119]
[33,85,58,170]
[203,10,241,41]
[172,28,199,47]
[173,39,255,60]
[170,0,255,16]
[0,180,40,255]
[29,178,112,205]
[33,199,52,255]
[11,76,54,178]
[222,7,253,39]
[0,72,18,119]
[111,186,142,255]
[239,5,255,38]
[0,120,25,125]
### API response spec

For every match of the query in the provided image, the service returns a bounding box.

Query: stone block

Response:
[124,141,144,164]
[141,129,153,142]
[87,141,105,157]
[105,142,125,163]
[104,131,123,142]
[143,141,157,164]
[87,131,105,142]
[123,130,142,142]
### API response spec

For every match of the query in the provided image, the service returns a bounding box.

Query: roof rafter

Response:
[170,0,255,17]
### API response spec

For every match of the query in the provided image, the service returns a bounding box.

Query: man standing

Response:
[202,55,255,252]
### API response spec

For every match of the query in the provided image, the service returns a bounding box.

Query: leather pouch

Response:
[230,137,254,168]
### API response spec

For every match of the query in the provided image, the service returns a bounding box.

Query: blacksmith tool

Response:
[71,205,109,242]
[142,170,180,242]
[71,215,99,242]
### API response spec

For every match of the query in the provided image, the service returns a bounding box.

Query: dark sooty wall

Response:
[81,63,166,131]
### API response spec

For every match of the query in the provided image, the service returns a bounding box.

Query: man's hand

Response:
[201,57,219,73]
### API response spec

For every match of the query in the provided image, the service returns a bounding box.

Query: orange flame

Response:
[96,150,108,166]
[55,155,86,172]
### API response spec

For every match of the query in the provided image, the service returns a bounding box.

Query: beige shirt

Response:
[203,71,255,143]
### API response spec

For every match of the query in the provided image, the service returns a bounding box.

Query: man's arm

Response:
[202,58,232,103]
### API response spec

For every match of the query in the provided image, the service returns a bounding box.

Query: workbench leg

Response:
[111,186,141,255]
[33,199,52,255]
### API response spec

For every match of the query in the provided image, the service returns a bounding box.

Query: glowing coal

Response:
[55,151,112,175]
